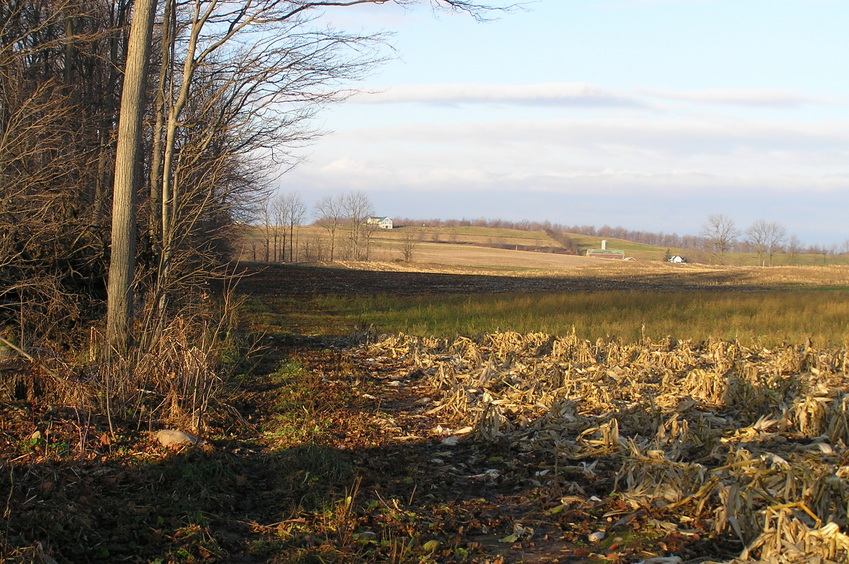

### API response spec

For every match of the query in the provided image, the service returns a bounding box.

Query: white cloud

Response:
[290,81,849,246]
[348,82,839,111]
[644,88,830,108]
[288,110,849,231]
[287,133,849,245]
[288,160,849,243]
[336,116,849,169]
[350,83,643,107]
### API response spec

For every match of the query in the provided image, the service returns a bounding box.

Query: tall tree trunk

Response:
[149,0,174,249]
[157,0,206,312]
[106,0,158,352]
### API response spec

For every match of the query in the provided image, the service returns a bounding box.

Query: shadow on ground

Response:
[2,339,735,563]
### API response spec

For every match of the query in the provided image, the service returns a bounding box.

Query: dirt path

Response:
[337,343,603,563]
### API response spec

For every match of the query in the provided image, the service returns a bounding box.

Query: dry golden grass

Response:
[381,241,602,270]
[235,225,849,288]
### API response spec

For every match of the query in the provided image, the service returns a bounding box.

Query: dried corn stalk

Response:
[357,332,849,563]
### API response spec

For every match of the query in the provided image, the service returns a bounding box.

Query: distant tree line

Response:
[393,216,844,263]
[249,191,379,263]
[243,202,847,267]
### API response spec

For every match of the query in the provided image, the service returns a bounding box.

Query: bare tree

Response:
[283,193,307,262]
[118,0,513,337]
[106,0,158,352]
[146,0,396,312]
[701,214,739,263]
[341,191,375,260]
[787,234,803,265]
[747,219,770,266]
[765,222,787,266]
[314,194,344,261]
[400,228,420,262]
[274,196,290,262]
[0,0,135,351]
[747,220,787,266]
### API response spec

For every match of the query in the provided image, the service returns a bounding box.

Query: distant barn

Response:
[586,240,625,260]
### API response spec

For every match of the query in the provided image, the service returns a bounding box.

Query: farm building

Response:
[586,240,625,260]
[367,216,394,229]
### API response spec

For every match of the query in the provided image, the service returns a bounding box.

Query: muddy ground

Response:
[237,261,797,297]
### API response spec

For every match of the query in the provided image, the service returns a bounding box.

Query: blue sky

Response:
[281,0,849,247]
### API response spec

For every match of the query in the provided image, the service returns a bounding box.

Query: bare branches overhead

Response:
[1,0,515,348]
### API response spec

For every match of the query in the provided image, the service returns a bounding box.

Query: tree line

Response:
[252,190,379,263]
[243,199,842,266]
[0,0,507,355]
[0,0,372,350]
[392,216,841,262]
[699,214,849,265]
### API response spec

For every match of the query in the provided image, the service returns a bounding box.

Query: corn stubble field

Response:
[358,331,849,563]
[238,259,849,563]
[5,253,849,563]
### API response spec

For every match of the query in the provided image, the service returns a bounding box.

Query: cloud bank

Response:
[286,83,849,245]
[350,83,834,110]
[351,83,643,107]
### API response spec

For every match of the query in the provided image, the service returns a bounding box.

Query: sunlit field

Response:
[248,289,849,347]
[224,261,849,562]
[234,224,849,267]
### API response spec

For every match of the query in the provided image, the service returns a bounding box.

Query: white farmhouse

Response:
[366,216,394,229]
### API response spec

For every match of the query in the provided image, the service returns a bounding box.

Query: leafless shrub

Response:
[93,277,246,434]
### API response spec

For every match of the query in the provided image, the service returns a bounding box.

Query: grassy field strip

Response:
[248,290,849,347]
[360,332,849,563]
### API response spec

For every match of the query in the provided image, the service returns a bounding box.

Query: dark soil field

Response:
[3,262,848,563]
[237,261,810,297]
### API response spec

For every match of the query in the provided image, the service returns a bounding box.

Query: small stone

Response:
[588,531,605,544]
[156,429,198,447]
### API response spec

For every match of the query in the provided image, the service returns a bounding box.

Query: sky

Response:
[279,0,849,247]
